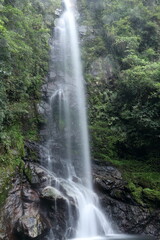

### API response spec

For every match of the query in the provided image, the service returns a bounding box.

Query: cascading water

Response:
[46,0,114,238]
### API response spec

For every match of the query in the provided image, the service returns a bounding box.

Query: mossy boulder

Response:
[127,182,144,205]
[127,182,160,207]
[143,188,160,206]
[17,214,47,239]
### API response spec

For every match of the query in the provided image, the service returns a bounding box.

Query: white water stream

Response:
[47,0,114,238]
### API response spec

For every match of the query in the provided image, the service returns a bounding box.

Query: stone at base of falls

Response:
[0,162,77,240]
[2,175,49,240]
[41,186,65,200]
[16,215,47,238]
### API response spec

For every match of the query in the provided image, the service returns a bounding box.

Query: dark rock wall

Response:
[93,160,160,239]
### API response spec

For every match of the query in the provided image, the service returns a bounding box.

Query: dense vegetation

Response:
[79,0,160,202]
[0,0,60,204]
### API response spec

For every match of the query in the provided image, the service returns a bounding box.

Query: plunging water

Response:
[47,0,114,238]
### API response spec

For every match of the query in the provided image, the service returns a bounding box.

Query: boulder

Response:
[92,160,160,239]
[41,186,65,201]
[16,214,47,238]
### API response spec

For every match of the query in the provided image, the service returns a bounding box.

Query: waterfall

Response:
[46,0,114,238]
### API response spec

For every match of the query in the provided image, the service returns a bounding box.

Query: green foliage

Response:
[0,124,24,165]
[127,184,160,207]
[82,0,160,199]
[0,81,7,132]
[90,122,120,159]
[0,0,60,171]
[0,166,14,206]
[81,0,160,162]
[127,182,143,205]
[106,62,160,155]
[0,0,61,205]
[142,188,160,205]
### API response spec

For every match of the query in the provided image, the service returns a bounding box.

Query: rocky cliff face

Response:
[0,142,159,240]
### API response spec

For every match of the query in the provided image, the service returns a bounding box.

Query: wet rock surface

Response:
[1,161,77,240]
[92,160,160,239]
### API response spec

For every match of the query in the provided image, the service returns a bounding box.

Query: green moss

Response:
[100,155,160,207]
[113,189,124,200]
[104,157,160,192]
[127,182,143,205]
[143,188,160,204]
[0,166,15,207]
[26,128,39,141]
[0,124,25,159]
[24,165,33,183]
